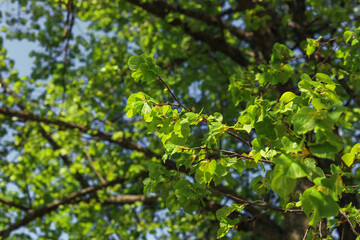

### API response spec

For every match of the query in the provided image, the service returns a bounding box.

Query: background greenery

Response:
[0,0,360,239]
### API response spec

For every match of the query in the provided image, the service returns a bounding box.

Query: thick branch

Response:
[0,75,90,189]
[142,0,254,42]
[38,126,90,188]
[0,106,158,157]
[125,0,250,67]
[0,106,189,176]
[0,177,136,238]
[0,198,29,212]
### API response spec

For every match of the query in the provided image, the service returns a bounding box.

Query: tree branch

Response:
[125,0,250,67]
[38,126,90,188]
[207,188,303,214]
[0,74,91,189]
[104,195,158,205]
[0,106,159,157]
[0,198,29,212]
[339,209,360,237]
[0,176,139,238]
[82,139,107,184]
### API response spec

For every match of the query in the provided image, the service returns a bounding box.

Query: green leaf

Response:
[271,154,308,198]
[293,107,316,134]
[351,38,359,46]
[141,102,151,115]
[315,73,332,84]
[250,175,266,195]
[342,153,355,167]
[351,143,360,154]
[145,56,162,76]
[273,154,307,179]
[128,55,160,83]
[343,30,353,43]
[166,193,181,211]
[216,206,231,219]
[231,203,244,212]
[281,136,301,153]
[306,37,322,57]
[217,226,229,238]
[271,174,296,199]
[214,164,228,177]
[306,43,316,57]
[195,169,205,184]
[208,160,217,174]
[128,55,144,71]
[300,73,312,82]
[185,112,200,124]
[139,63,157,83]
[125,92,158,118]
[286,202,295,210]
[164,144,180,158]
[312,98,328,109]
[254,117,277,141]
[301,187,339,221]
[309,142,339,160]
[125,92,146,118]
[279,91,297,103]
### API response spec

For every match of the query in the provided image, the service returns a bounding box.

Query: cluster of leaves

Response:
[126,30,360,238]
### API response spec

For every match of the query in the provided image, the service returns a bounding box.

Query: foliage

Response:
[0,0,360,239]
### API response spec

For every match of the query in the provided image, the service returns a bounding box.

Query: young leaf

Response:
[343,30,353,43]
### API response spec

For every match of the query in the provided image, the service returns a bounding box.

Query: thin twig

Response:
[207,188,303,213]
[302,226,312,240]
[153,102,181,107]
[239,156,272,164]
[284,54,307,63]
[339,209,360,236]
[284,37,340,64]
[157,75,191,112]
[228,127,250,136]
[180,147,272,163]
[82,139,107,184]
[226,131,252,147]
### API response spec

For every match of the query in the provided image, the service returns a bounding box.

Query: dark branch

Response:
[0,198,29,212]
[0,177,136,238]
[0,74,90,189]
[125,0,250,67]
